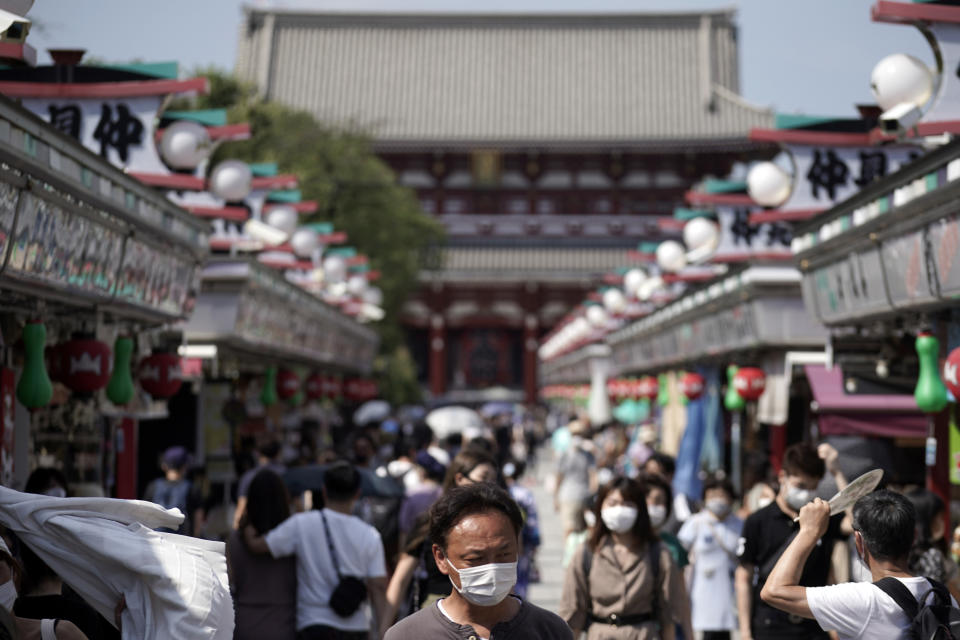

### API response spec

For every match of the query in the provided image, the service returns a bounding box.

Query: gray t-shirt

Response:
[384,598,573,640]
[557,446,595,503]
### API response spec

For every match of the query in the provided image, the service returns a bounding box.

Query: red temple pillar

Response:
[523,314,539,405]
[429,314,447,398]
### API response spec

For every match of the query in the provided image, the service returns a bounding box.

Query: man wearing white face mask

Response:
[735,443,848,640]
[384,483,572,640]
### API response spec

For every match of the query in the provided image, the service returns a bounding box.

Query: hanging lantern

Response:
[265,206,299,236]
[602,288,627,315]
[680,372,705,401]
[347,274,368,298]
[106,336,135,406]
[747,162,792,208]
[942,347,960,401]
[209,160,252,202]
[159,120,211,170]
[291,228,320,258]
[915,333,948,413]
[261,367,278,407]
[656,240,687,273]
[870,53,934,111]
[724,365,746,411]
[305,372,325,400]
[323,255,348,284]
[586,305,609,329]
[683,217,721,262]
[637,376,659,401]
[623,268,647,299]
[276,368,300,401]
[733,367,767,402]
[16,322,52,410]
[59,334,112,394]
[139,352,183,399]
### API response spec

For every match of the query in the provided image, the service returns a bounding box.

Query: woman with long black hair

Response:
[227,470,297,640]
[559,476,690,640]
[905,488,960,602]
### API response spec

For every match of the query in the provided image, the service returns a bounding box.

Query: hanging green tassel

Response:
[261,366,278,407]
[724,365,746,412]
[16,322,52,409]
[915,333,948,414]
[106,336,135,405]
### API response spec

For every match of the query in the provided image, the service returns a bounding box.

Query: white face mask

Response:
[43,487,66,498]
[785,486,814,511]
[705,499,731,519]
[601,505,638,533]
[446,558,517,606]
[647,504,667,528]
[0,579,16,611]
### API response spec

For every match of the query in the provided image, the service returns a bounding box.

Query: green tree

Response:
[173,69,443,404]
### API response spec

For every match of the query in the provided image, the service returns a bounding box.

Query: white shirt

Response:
[807,576,958,640]
[266,508,386,631]
[677,510,742,631]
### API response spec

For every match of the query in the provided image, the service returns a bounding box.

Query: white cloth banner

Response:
[0,487,233,639]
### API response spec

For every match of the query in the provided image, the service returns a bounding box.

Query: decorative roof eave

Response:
[372,137,776,154]
[750,122,960,147]
[749,208,824,224]
[0,77,208,98]
[684,191,754,206]
[154,122,252,144]
[0,41,36,67]
[872,0,960,25]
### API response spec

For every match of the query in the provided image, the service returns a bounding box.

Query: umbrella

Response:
[353,400,391,426]
[480,401,514,418]
[283,464,404,499]
[425,406,485,439]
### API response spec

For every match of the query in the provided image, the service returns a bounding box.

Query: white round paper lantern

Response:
[265,206,299,236]
[870,53,934,112]
[602,288,627,315]
[623,268,647,298]
[683,217,720,252]
[570,317,591,340]
[638,276,666,301]
[322,255,347,283]
[209,160,252,202]
[290,228,320,258]
[159,120,211,170]
[747,162,792,208]
[586,305,609,329]
[347,274,368,297]
[656,240,688,273]
[363,286,383,307]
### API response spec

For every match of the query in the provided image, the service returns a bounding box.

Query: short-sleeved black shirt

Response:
[737,500,846,639]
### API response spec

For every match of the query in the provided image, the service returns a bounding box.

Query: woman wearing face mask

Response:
[380,447,499,635]
[905,488,960,602]
[559,476,691,639]
[677,476,743,640]
[643,473,689,571]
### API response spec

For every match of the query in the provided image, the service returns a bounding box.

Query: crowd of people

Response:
[0,408,957,639]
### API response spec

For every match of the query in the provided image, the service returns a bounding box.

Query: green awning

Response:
[267,189,301,202]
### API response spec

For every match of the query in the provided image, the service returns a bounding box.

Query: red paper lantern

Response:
[58,336,112,393]
[637,376,659,401]
[305,372,324,400]
[680,372,705,401]
[943,347,960,401]
[606,378,619,399]
[276,368,301,400]
[733,367,766,402]
[139,352,183,399]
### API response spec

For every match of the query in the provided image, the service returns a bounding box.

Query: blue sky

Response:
[27,0,931,117]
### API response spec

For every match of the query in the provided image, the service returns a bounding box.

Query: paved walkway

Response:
[525,449,566,614]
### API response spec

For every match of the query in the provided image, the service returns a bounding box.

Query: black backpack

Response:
[875,577,960,640]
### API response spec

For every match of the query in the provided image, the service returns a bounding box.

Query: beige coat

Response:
[559,537,690,640]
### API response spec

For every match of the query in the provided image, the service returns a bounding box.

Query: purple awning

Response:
[804,365,927,438]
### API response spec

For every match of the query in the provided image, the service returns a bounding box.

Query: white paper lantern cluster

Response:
[870,53,934,112]
[291,228,321,258]
[747,162,792,208]
[586,305,609,328]
[656,240,687,273]
[623,268,647,298]
[602,288,627,315]
[683,216,721,263]
[210,160,252,202]
[159,120,211,170]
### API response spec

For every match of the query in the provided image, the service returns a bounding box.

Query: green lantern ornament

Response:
[106,336,135,406]
[724,365,746,411]
[261,366,278,407]
[16,322,52,409]
[915,332,948,414]
[657,373,670,407]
